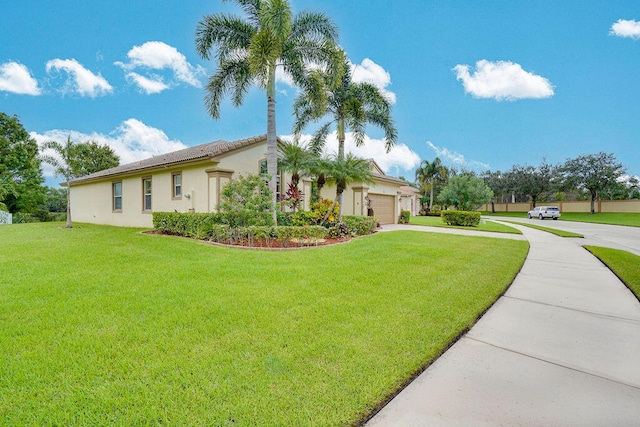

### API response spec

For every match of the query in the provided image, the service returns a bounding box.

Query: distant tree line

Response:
[0,112,120,222]
[414,152,637,215]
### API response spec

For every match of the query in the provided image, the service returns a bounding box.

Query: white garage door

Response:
[368,194,396,224]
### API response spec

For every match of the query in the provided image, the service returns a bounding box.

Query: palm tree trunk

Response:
[336,117,345,214]
[337,117,345,160]
[266,65,278,224]
[65,186,72,228]
[429,177,434,211]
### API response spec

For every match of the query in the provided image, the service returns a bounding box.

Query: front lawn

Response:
[485,211,640,227]
[409,215,521,234]
[0,223,528,425]
[584,246,640,300]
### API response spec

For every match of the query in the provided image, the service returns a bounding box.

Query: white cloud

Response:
[45,58,113,97]
[426,141,490,171]
[0,61,41,95]
[115,41,205,92]
[281,131,420,175]
[610,19,640,40]
[453,60,554,101]
[125,72,169,94]
[350,58,396,104]
[32,118,187,177]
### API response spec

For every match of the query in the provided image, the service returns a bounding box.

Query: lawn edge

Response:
[360,239,531,425]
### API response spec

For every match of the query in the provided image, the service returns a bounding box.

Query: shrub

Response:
[342,215,378,236]
[326,222,350,239]
[398,210,410,224]
[219,174,274,227]
[310,198,339,224]
[441,210,481,227]
[152,212,224,238]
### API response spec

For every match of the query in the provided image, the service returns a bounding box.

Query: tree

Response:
[509,161,558,208]
[44,186,67,213]
[323,153,373,220]
[0,112,45,213]
[71,141,120,176]
[561,152,625,214]
[481,170,511,212]
[415,157,447,211]
[195,0,343,223]
[41,136,81,228]
[438,174,493,211]
[277,140,311,190]
[292,57,397,209]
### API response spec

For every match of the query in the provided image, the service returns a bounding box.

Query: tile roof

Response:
[70,134,267,184]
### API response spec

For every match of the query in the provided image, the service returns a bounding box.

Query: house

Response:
[69,135,406,227]
[398,185,421,217]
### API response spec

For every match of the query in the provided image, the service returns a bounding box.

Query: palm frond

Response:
[204,58,253,119]
[309,122,332,157]
[195,14,255,60]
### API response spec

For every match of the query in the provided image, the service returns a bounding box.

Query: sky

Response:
[2,0,639,187]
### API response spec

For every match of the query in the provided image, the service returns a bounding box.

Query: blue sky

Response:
[2,0,639,186]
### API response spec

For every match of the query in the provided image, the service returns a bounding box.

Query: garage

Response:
[367,193,396,224]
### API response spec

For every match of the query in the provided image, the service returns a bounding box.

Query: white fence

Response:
[0,211,12,224]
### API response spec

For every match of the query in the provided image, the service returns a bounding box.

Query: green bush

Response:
[342,215,378,236]
[152,212,224,238]
[398,210,410,224]
[441,210,481,227]
[12,213,39,223]
[219,174,274,227]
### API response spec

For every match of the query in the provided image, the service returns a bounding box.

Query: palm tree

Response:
[195,0,343,223]
[292,57,397,209]
[277,140,311,189]
[415,157,445,211]
[41,136,79,228]
[323,153,373,220]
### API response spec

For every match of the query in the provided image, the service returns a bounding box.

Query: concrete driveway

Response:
[367,221,640,426]
[490,215,640,256]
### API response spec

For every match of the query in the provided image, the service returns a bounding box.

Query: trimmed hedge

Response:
[153,212,378,247]
[398,210,410,224]
[342,215,378,236]
[441,210,481,227]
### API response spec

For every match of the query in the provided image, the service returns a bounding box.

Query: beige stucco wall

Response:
[69,142,294,227]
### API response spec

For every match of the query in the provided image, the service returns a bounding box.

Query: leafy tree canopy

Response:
[438,174,493,211]
[0,112,45,213]
[561,152,625,213]
[71,141,120,177]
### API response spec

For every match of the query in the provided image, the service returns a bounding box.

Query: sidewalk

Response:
[367,223,640,426]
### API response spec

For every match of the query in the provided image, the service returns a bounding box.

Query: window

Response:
[260,160,281,201]
[143,177,152,212]
[113,182,122,212]
[172,172,182,199]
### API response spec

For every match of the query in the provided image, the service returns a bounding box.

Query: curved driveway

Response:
[493,216,640,256]
[368,220,640,426]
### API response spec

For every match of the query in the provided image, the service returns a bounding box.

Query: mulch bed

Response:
[143,230,353,250]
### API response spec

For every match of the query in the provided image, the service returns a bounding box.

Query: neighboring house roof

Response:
[70,134,269,185]
[399,185,421,196]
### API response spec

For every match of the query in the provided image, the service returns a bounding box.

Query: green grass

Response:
[501,220,584,238]
[484,211,640,227]
[409,215,521,234]
[584,246,640,300]
[0,223,528,426]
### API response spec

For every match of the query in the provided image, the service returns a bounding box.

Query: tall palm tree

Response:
[415,157,445,211]
[41,136,79,228]
[292,57,397,209]
[195,0,343,222]
[323,153,373,220]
